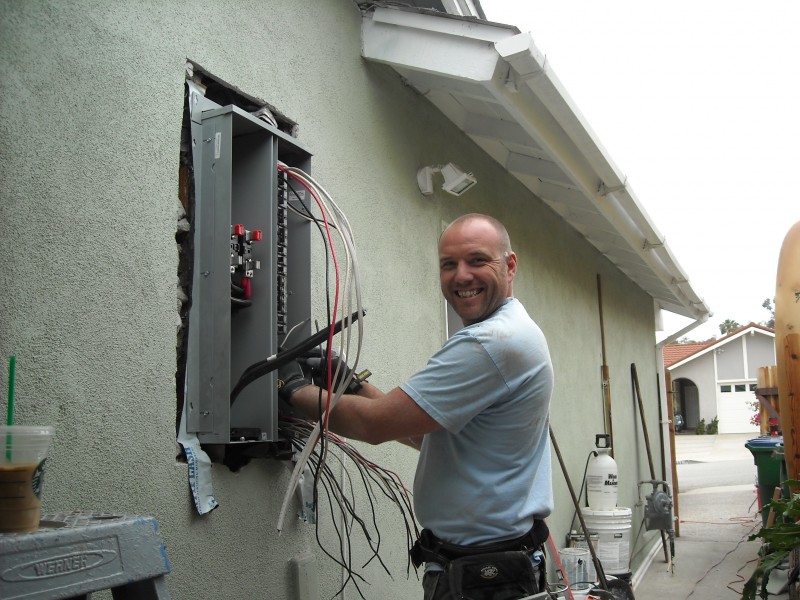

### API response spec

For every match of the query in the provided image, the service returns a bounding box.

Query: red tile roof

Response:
[663,322,775,368]
[663,342,712,367]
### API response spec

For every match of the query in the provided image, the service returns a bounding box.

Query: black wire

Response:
[287,181,335,389]
[309,448,369,599]
[314,454,388,597]
[285,179,335,359]
[286,179,339,232]
[323,441,388,573]
[569,451,599,534]
[280,417,419,595]
[305,449,368,599]
[336,436,419,569]
[285,176,335,485]
[230,296,251,308]
[229,309,364,404]
[333,441,413,571]
[321,461,365,582]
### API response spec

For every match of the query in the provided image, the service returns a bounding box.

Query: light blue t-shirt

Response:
[401,297,554,546]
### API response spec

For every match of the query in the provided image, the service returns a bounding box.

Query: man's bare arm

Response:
[289,382,440,446]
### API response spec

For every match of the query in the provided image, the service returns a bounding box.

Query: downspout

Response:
[652,312,708,553]
[656,313,711,349]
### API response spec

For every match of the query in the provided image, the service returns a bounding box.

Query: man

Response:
[282,213,554,598]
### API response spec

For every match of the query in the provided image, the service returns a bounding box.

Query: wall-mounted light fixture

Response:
[417,163,477,196]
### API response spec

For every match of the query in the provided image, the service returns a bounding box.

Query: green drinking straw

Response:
[6,355,15,426]
[5,355,15,461]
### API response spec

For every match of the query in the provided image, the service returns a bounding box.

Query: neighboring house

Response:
[665,324,776,434]
[1,1,711,597]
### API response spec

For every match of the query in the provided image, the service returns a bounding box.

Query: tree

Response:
[716,298,775,337]
[719,319,741,335]
[761,298,775,329]
[677,336,715,344]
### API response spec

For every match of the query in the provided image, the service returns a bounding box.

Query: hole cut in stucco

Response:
[175,61,301,444]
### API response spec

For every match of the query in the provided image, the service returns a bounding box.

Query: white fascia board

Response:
[368,6,515,42]
[722,326,775,342]
[363,8,516,81]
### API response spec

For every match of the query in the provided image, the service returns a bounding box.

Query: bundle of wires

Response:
[274,164,400,590]
[282,415,419,599]
[229,310,362,405]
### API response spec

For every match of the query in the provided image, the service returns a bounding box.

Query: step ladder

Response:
[0,511,171,599]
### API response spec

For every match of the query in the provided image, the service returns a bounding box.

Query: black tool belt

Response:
[410,520,549,568]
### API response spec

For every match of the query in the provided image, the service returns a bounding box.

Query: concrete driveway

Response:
[634,433,789,600]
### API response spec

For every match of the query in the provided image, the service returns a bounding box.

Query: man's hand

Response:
[302,355,368,394]
[277,359,311,403]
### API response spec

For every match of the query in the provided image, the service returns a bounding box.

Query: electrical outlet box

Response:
[185,103,312,444]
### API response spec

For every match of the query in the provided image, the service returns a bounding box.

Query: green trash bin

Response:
[774,445,792,500]
[746,436,784,526]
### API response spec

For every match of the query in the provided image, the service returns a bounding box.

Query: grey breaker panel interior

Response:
[185,101,312,445]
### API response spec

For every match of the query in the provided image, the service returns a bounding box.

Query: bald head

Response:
[440,213,512,256]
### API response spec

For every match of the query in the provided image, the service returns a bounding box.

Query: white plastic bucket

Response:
[580,507,632,574]
[542,582,593,600]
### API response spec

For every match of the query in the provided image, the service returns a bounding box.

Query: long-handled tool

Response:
[550,426,636,600]
[597,275,614,456]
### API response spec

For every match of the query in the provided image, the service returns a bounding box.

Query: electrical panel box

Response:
[185,102,312,444]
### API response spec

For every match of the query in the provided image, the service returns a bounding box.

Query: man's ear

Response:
[506,252,518,279]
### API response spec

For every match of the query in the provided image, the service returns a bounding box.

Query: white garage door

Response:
[717,383,760,434]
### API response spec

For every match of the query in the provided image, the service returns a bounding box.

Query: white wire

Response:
[285,165,364,382]
[276,165,365,532]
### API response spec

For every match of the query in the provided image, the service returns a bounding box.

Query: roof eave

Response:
[361,7,711,321]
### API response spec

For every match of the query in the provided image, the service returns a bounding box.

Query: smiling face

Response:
[438,216,517,326]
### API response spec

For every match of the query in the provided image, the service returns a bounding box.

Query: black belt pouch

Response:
[447,550,537,600]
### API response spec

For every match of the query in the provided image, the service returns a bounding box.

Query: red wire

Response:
[281,414,418,526]
[278,165,340,429]
[283,414,417,523]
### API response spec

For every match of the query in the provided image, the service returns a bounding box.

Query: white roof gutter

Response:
[494,33,709,321]
[362,7,711,322]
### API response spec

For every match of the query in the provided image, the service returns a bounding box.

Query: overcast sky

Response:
[480,0,799,341]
